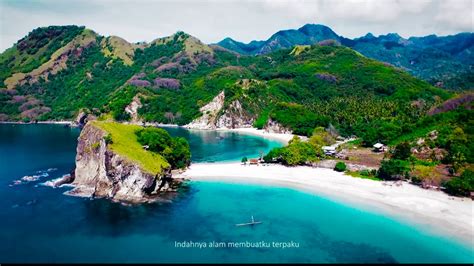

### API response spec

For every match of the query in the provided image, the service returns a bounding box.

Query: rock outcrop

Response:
[186,91,257,129]
[124,95,143,123]
[74,110,96,128]
[185,91,225,129]
[216,100,255,128]
[264,119,293,134]
[67,123,180,203]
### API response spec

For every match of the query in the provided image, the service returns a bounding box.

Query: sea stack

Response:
[68,121,183,203]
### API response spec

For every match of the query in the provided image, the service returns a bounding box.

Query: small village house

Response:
[249,159,259,165]
[373,143,386,152]
[322,146,337,156]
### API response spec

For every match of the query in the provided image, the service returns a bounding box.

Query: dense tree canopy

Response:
[135,127,190,169]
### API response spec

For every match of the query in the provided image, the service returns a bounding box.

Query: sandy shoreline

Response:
[0,120,293,144]
[127,121,294,144]
[178,162,473,246]
[179,125,295,144]
[215,127,294,144]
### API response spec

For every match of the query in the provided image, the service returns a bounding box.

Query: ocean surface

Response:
[158,126,283,162]
[0,124,472,263]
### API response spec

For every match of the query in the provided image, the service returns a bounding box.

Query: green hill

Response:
[0,25,464,146]
[217,24,474,91]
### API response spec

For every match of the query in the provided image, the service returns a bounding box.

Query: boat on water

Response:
[236,216,262,227]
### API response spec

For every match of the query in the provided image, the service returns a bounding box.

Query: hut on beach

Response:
[249,159,259,165]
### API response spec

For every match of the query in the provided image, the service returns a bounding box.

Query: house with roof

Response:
[249,158,260,165]
[322,146,337,156]
[373,143,386,152]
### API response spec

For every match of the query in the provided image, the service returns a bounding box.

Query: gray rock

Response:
[264,119,293,134]
[74,110,96,128]
[70,123,180,204]
[216,100,255,128]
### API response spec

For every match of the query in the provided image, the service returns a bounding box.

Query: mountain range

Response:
[0,25,471,150]
[217,24,474,90]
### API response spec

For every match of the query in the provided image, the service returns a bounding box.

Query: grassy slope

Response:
[0,26,85,85]
[101,36,136,65]
[256,45,451,101]
[92,121,169,174]
[0,28,455,133]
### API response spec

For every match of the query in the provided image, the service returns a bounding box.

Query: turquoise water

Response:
[0,124,472,263]
[160,127,283,162]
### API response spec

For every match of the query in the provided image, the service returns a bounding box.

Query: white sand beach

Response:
[216,127,295,144]
[128,123,295,144]
[178,162,474,246]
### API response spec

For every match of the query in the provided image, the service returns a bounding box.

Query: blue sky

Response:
[1,0,472,51]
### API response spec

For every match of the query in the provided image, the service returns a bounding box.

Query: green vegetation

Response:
[253,109,269,129]
[0,27,451,134]
[444,169,474,197]
[412,108,472,168]
[1,40,135,120]
[410,165,442,187]
[270,103,329,136]
[92,121,184,174]
[0,26,84,83]
[377,159,410,180]
[264,128,334,166]
[218,24,473,91]
[101,36,136,66]
[334,162,347,172]
[135,127,190,169]
[368,105,474,190]
[91,142,100,150]
[263,136,321,166]
[392,142,412,160]
[241,156,248,164]
[345,170,381,181]
[107,86,140,121]
[104,134,113,144]
[1,26,472,198]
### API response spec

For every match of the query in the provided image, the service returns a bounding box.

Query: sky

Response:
[0,0,473,51]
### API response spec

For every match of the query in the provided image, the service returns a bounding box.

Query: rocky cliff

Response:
[216,100,255,128]
[67,122,181,203]
[185,90,293,134]
[264,118,293,134]
[185,90,259,130]
[73,109,97,128]
[185,91,225,129]
[124,94,143,124]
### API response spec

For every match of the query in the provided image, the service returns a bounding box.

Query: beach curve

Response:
[177,162,474,247]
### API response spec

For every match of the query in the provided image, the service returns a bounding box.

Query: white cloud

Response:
[315,0,433,22]
[397,0,432,13]
[0,0,472,52]
[435,0,473,31]
[261,0,319,19]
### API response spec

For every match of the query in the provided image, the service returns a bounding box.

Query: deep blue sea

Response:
[0,124,472,263]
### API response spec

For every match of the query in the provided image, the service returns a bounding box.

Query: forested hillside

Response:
[1,25,472,192]
[218,24,474,90]
[0,25,470,150]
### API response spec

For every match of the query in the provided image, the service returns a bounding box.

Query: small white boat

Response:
[235,216,262,226]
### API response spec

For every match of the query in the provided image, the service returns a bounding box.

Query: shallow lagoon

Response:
[0,124,472,263]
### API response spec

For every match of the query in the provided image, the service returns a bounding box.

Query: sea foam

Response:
[40,174,72,188]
